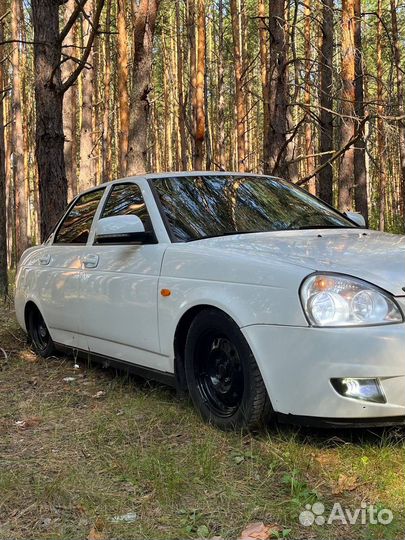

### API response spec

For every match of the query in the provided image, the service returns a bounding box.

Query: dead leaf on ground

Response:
[15,416,42,429]
[238,521,282,540]
[332,473,359,494]
[20,350,39,363]
[312,452,339,467]
[87,519,106,540]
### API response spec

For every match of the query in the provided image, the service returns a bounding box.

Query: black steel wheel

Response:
[27,306,56,357]
[184,309,272,430]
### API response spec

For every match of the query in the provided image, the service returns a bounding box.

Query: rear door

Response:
[40,188,106,349]
[79,181,170,371]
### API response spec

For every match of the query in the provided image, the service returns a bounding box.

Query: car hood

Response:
[191,229,405,296]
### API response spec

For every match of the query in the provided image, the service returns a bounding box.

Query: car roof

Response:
[79,171,281,196]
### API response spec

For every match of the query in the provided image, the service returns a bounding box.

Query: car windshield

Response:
[153,175,356,242]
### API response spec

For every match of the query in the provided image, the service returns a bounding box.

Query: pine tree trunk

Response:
[102,0,112,180]
[62,0,78,201]
[117,0,129,176]
[318,0,334,205]
[11,0,28,258]
[390,0,405,220]
[127,0,160,175]
[32,0,68,241]
[265,0,289,178]
[338,0,355,212]
[175,0,188,170]
[377,0,386,230]
[79,3,95,190]
[353,0,368,223]
[230,0,246,172]
[304,0,316,193]
[258,0,269,172]
[0,6,8,297]
[216,0,225,170]
[194,0,205,170]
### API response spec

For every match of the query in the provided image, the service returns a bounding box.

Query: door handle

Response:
[82,254,99,269]
[39,254,51,266]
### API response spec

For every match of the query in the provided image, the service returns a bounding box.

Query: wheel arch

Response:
[173,304,236,393]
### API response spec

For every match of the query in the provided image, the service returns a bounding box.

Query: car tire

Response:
[184,309,272,430]
[27,306,56,358]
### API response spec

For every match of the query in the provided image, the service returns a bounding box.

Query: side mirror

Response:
[345,211,366,228]
[95,215,152,244]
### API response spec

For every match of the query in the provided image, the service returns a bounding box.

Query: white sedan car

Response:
[15,173,405,430]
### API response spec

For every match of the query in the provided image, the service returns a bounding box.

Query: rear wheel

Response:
[27,306,56,358]
[184,309,272,430]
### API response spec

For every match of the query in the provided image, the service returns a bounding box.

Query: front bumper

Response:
[242,323,405,423]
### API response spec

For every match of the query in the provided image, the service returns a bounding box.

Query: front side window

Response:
[101,183,153,233]
[153,175,355,242]
[54,189,105,244]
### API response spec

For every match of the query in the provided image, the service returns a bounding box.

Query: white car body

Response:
[15,172,405,427]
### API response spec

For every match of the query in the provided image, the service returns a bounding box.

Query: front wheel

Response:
[27,307,56,358]
[184,309,272,430]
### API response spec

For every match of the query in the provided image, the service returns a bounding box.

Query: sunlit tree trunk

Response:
[377,0,386,230]
[230,0,246,172]
[0,5,8,297]
[176,0,187,170]
[62,0,78,201]
[318,0,333,205]
[12,0,28,257]
[79,3,96,190]
[258,0,269,172]
[304,0,315,193]
[194,0,205,170]
[353,0,368,223]
[117,0,129,176]
[390,0,405,219]
[265,0,289,178]
[103,0,112,180]
[338,0,355,212]
[127,0,160,175]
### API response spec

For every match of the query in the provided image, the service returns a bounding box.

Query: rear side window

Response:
[101,183,153,232]
[54,189,105,244]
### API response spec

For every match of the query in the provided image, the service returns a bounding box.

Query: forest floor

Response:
[0,300,404,540]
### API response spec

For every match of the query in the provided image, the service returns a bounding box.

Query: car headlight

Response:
[300,274,403,327]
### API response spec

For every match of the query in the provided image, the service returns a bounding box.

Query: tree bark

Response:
[11,0,28,258]
[175,0,187,170]
[390,0,405,220]
[338,0,355,211]
[102,0,112,179]
[79,2,96,190]
[194,0,205,170]
[32,0,104,240]
[377,0,386,230]
[353,0,368,223]
[32,0,68,241]
[117,0,129,176]
[127,0,160,175]
[265,0,289,178]
[258,0,269,172]
[304,0,316,193]
[230,0,246,172]
[62,0,78,201]
[0,6,8,297]
[318,0,334,205]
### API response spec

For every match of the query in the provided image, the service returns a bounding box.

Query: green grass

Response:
[0,302,404,539]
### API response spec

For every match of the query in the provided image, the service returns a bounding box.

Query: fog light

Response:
[331,378,386,404]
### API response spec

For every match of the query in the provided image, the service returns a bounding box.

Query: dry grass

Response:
[0,301,404,539]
